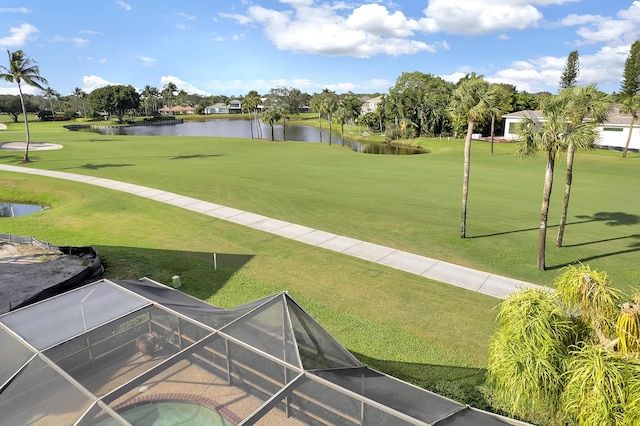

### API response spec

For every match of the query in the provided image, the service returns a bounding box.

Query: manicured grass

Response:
[1,119,638,409]
[1,120,638,289]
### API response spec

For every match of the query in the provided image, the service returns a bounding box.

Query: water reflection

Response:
[0,202,44,217]
[85,119,427,155]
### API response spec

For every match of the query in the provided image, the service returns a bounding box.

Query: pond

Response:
[84,119,427,155]
[0,202,44,217]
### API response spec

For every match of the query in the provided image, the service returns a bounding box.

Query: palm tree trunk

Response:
[622,114,636,158]
[341,124,345,146]
[538,151,556,271]
[328,114,333,145]
[318,113,323,143]
[460,120,474,238]
[556,142,575,247]
[17,84,31,163]
[490,115,495,155]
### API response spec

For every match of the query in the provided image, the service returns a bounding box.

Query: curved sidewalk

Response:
[0,164,546,298]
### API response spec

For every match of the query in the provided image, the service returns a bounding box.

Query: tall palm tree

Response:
[620,95,640,158]
[163,82,177,113]
[556,85,612,247]
[449,73,492,238]
[141,85,154,116]
[43,86,55,114]
[322,96,338,145]
[73,87,87,117]
[517,95,599,270]
[0,50,48,163]
[334,104,351,146]
[243,90,261,139]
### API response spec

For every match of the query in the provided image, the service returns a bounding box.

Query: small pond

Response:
[0,202,44,217]
[80,119,427,155]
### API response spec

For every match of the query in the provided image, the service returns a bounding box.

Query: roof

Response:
[502,104,634,127]
[0,278,523,425]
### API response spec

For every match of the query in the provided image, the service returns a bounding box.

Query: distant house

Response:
[228,99,243,114]
[158,105,195,115]
[204,103,229,114]
[502,104,640,152]
[360,95,383,114]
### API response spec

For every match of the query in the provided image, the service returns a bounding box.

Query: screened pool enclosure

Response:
[0,278,520,425]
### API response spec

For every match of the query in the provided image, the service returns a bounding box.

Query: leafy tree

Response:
[559,50,580,90]
[87,84,140,123]
[140,85,156,116]
[0,94,29,122]
[261,107,281,141]
[516,94,599,270]
[310,89,338,143]
[556,85,612,247]
[334,105,350,145]
[620,40,640,158]
[387,72,453,137]
[486,83,515,154]
[449,73,493,238]
[0,49,48,162]
[489,264,640,425]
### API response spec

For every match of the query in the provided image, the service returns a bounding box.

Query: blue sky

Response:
[0,1,637,98]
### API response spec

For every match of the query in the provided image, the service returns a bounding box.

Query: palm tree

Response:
[556,85,612,247]
[449,73,492,238]
[141,85,154,116]
[334,105,351,146]
[517,95,599,270]
[73,87,87,117]
[620,95,640,158]
[261,108,281,141]
[322,96,338,145]
[163,82,177,113]
[43,86,56,114]
[243,90,261,139]
[0,50,48,163]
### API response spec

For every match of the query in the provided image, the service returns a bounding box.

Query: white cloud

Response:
[246,3,435,58]
[346,4,420,38]
[420,0,543,35]
[136,55,157,65]
[560,13,602,26]
[83,75,112,93]
[498,34,510,41]
[71,38,89,47]
[177,12,197,20]
[117,1,132,11]
[160,76,210,96]
[0,23,38,48]
[219,12,253,25]
[0,7,30,13]
[79,29,103,35]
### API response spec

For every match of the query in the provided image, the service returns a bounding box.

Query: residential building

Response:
[502,104,640,152]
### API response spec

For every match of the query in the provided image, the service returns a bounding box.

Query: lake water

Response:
[0,203,44,217]
[89,119,427,155]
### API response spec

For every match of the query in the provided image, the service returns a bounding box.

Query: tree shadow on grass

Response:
[76,163,136,170]
[351,351,495,412]
[96,245,254,302]
[470,211,640,240]
[170,154,222,160]
[546,240,640,271]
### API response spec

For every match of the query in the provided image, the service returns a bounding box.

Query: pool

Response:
[94,401,234,426]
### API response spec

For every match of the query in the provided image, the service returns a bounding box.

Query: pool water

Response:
[95,401,234,426]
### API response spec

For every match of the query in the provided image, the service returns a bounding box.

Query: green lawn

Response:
[1,119,639,409]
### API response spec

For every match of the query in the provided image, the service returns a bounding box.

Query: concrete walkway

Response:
[0,164,547,298]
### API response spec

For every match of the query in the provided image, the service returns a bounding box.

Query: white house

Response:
[360,95,383,114]
[502,104,640,152]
